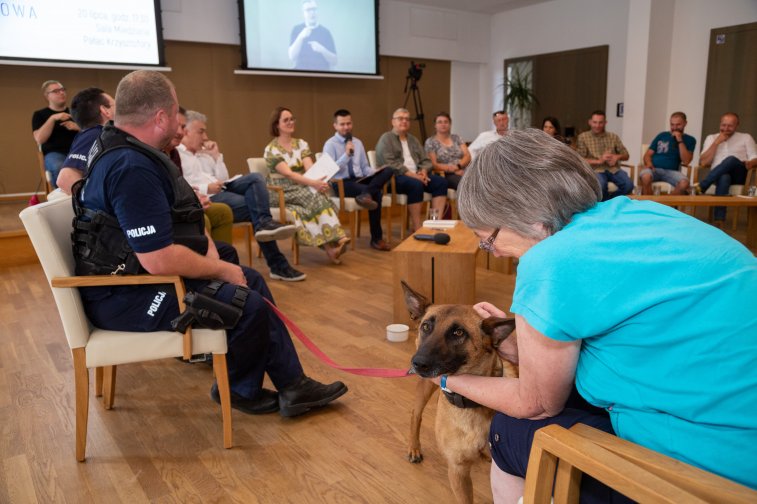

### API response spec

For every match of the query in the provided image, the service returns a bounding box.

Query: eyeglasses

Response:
[46,87,66,95]
[282,117,297,124]
[479,228,500,253]
[393,116,410,122]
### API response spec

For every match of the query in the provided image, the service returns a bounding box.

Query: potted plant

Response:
[504,63,538,129]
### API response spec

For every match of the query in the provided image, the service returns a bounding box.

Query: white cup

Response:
[386,323,409,342]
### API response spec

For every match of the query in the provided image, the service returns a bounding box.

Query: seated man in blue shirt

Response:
[56,87,115,194]
[323,109,394,251]
[640,111,695,195]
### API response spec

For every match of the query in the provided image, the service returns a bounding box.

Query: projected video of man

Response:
[288,0,337,71]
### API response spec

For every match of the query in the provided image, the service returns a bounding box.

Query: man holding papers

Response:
[179,110,305,282]
[323,109,394,251]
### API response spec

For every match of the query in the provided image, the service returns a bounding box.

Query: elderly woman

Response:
[424,112,471,190]
[447,129,757,502]
[264,106,349,264]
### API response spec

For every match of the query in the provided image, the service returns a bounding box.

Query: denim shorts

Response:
[639,167,687,185]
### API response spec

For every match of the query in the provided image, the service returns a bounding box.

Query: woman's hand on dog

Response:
[473,302,507,319]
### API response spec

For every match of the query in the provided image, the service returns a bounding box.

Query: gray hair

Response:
[41,80,61,94]
[185,110,208,127]
[457,129,601,239]
[115,70,175,126]
[392,107,410,118]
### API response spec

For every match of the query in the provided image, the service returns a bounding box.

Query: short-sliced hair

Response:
[115,70,175,127]
[492,110,506,117]
[457,129,601,239]
[392,107,410,118]
[590,110,606,119]
[185,110,207,127]
[334,108,351,120]
[670,111,687,122]
[435,111,451,122]
[70,87,108,129]
[269,106,292,137]
[41,80,61,94]
[722,112,740,124]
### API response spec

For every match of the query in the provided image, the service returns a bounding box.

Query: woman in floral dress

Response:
[264,106,349,264]
[424,112,471,190]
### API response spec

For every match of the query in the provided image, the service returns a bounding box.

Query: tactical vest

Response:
[72,124,208,276]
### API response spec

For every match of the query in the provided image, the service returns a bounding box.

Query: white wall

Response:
[489,0,630,135]
[161,0,240,45]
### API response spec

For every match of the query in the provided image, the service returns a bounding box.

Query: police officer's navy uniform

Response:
[76,125,304,400]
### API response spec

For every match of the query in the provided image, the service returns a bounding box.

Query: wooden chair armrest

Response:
[52,274,194,360]
[525,425,709,504]
[569,424,756,503]
[334,178,347,208]
[265,184,288,223]
[389,176,399,205]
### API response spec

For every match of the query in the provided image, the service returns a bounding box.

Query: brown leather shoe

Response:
[370,239,391,251]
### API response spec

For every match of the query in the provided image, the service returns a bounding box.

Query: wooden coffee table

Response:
[629,195,757,249]
[392,222,480,325]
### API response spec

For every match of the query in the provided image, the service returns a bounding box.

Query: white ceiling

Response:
[396,0,553,15]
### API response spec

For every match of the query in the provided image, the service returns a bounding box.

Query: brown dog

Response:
[402,281,518,504]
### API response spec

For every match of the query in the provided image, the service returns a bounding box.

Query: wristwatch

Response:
[440,374,452,393]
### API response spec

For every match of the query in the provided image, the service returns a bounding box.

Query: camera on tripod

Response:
[407,61,425,82]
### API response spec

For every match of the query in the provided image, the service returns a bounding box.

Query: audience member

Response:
[56,87,115,194]
[424,112,471,190]
[640,112,695,195]
[468,110,508,160]
[541,116,568,144]
[453,129,757,500]
[72,70,347,417]
[288,0,336,71]
[32,80,80,188]
[264,106,350,264]
[375,108,448,232]
[696,112,757,224]
[323,109,393,251]
[170,108,234,244]
[576,110,631,200]
[178,110,305,282]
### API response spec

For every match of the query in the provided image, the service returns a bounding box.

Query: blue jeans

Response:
[44,151,67,189]
[596,169,633,201]
[394,172,448,204]
[699,156,747,221]
[211,173,289,271]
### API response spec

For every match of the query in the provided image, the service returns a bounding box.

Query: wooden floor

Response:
[0,222,517,504]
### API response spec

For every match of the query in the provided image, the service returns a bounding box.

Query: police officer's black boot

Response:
[210,383,280,415]
[278,375,348,417]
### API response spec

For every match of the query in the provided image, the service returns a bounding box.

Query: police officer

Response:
[73,70,347,417]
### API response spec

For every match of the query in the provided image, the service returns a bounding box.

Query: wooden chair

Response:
[523,423,757,504]
[246,157,300,264]
[232,221,255,266]
[19,197,233,461]
[36,144,53,197]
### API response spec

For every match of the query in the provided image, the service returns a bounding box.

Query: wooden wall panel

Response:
[0,41,450,195]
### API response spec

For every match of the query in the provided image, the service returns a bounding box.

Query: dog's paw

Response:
[407,451,424,464]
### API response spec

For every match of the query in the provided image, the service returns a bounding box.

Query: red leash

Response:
[264,298,413,378]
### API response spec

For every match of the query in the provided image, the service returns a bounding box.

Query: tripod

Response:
[403,77,427,140]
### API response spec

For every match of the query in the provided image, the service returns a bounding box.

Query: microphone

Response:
[413,233,450,245]
[344,133,354,155]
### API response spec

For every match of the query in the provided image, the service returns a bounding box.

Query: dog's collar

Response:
[442,390,482,409]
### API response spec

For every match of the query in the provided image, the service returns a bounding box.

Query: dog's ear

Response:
[401,280,431,320]
[481,317,517,347]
